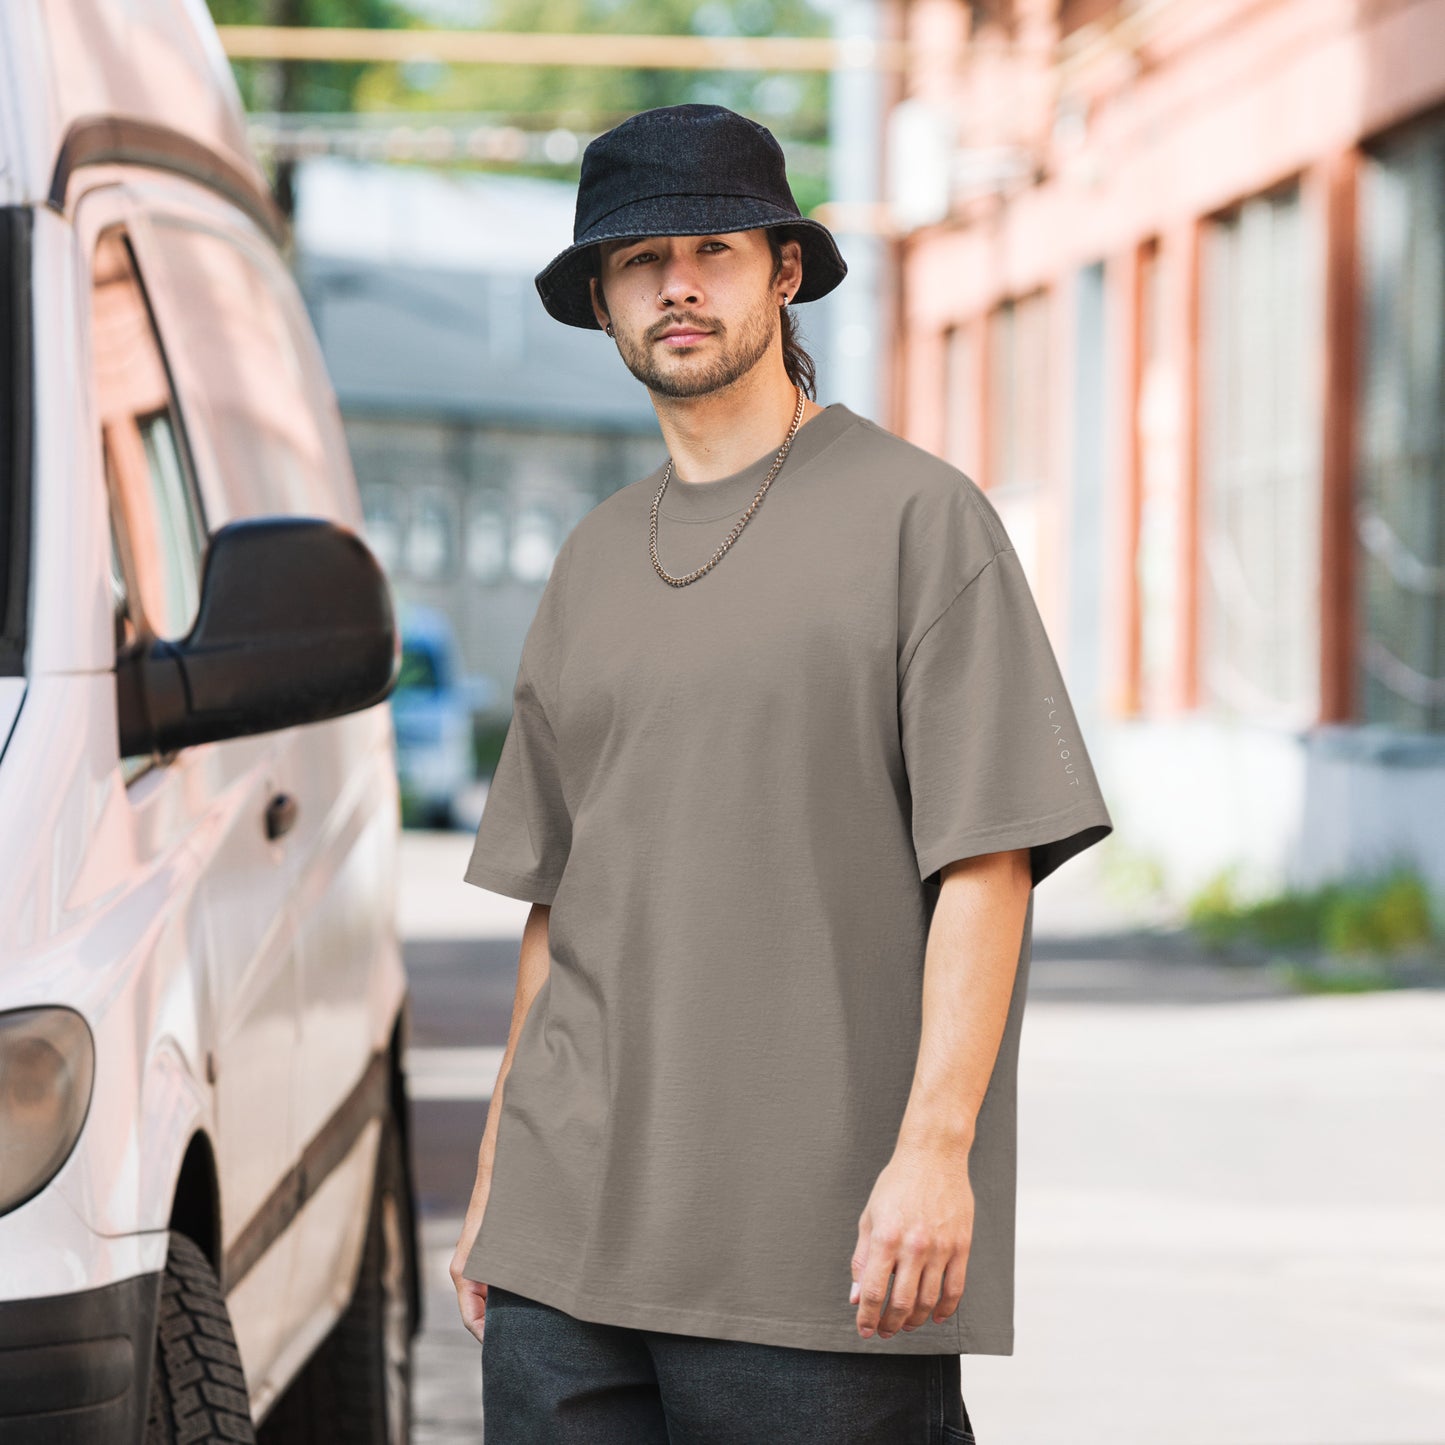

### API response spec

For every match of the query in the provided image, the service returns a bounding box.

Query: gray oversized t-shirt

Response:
[462,401,1113,1354]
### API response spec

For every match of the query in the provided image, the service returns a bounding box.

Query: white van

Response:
[0,2,421,1441]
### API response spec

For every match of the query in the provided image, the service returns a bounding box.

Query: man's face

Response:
[590,230,800,399]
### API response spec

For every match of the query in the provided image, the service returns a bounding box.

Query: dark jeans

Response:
[480,1284,979,1445]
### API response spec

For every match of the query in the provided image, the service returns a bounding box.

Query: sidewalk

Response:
[406,827,1445,1443]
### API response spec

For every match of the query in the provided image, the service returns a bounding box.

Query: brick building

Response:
[885,0,1445,900]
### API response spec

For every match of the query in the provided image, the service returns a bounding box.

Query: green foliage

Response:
[471,714,510,776]
[1096,835,1166,906]
[1320,870,1435,955]
[207,0,417,114]
[1184,865,1251,948]
[1277,960,1401,994]
[356,0,831,145]
[208,0,835,204]
[1185,863,1440,959]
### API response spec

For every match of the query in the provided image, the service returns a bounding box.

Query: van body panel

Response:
[27,202,115,675]
[177,728,301,1389]
[0,1201,168,1299]
[0,0,416,1427]
[0,672,210,1285]
[249,1117,382,1424]
[0,4,52,211]
[122,176,362,533]
[0,0,262,215]
[116,169,409,1352]
[0,678,23,759]
[3,202,402,1403]
[281,722,406,1352]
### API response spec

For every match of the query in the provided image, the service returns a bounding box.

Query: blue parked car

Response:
[391,604,488,828]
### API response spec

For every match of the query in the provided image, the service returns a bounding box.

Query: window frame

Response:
[89,221,210,778]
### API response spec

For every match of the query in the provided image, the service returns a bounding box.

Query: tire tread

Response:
[146,1232,256,1445]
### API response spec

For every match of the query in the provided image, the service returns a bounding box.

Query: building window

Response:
[404,492,457,582]
[1136,238,1184,716]
[1197,181,1321,722]
[509,505,560,584]
[985,290,1050,570]
[465,505,507,584]
[1358,114,1445,733]
[360,488,403,579]
[942,322,980,474]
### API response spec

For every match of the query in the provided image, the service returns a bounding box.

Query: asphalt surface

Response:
[399,829,1445,1445]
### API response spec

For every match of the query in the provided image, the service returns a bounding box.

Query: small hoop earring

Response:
[605,322,614,336]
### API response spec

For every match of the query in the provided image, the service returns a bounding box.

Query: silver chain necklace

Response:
[649,384,807,588]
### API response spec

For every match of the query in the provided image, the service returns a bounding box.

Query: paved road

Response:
[399,830,1445,1445]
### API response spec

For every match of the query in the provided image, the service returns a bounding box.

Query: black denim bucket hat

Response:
[535,102,848,330]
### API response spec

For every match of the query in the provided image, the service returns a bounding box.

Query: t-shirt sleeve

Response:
[898,544,1114,889]
[462,542,573,905]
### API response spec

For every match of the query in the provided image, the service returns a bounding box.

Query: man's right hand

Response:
[451,1180,492,1343]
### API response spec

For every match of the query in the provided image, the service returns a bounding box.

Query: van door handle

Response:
[265,792,298,841]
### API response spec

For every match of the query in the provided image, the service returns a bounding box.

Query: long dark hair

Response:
[588,227,820,399]
[766,226,819,401]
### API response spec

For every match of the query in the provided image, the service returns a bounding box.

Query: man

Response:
[451,103,1113,1444]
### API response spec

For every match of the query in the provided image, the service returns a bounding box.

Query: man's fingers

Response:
[902,1256,946,1331]
[456,1277,489,1342]
[932,1253,968,1323]
[854,1227,898,1338]
[876,1240,927,1338]
[849,1215,873,1307]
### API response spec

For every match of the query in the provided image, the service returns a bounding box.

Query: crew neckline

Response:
[655,402,860,521]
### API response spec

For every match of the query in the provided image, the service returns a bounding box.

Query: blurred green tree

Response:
[355,1,830,147]
[208,0,414,215]
[207,0,832,208]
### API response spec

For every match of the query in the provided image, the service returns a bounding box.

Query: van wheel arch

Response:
[169,1130,222,1273]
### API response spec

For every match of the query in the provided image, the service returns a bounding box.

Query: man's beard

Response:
[613,291,778,399]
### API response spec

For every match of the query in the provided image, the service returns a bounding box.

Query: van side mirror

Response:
[116,516,400,758]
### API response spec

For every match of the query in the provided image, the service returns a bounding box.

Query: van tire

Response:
[259,1109,415,1445]
[145,1230,257,1444]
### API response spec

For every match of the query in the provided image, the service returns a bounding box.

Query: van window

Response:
[107,491,137,656]
[144,217,355,528]
[107,488,150,783]
[91,228,206,646]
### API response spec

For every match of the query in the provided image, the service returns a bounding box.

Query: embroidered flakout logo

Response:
[1043,695,1083,787]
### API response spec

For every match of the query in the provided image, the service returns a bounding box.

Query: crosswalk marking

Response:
[405,1046,504,1101]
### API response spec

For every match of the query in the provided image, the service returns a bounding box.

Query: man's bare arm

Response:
[898,847,1032,1151]
[850,847,1032,1339]
[450,899,554,1339]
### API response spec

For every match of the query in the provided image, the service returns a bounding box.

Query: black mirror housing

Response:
[117,516,400,758]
